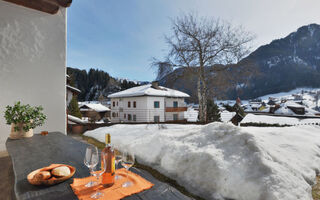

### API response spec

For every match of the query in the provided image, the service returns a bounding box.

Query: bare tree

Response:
[162,13,254,122]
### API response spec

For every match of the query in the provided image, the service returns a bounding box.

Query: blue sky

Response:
[67,0,320,81]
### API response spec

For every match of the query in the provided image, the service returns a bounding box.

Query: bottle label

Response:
[112,157,115,175]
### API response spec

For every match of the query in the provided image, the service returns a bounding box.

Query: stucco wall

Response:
[0,1,67,151]
[146,96,165,122]
[165,98,186,108]
[118,96,148,123]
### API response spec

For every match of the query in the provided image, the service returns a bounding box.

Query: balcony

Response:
[165,107,188,112]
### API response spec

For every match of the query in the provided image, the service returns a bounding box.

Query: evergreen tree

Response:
[232,102,245,118]
[68,96,82,119]
[207,99,221,122]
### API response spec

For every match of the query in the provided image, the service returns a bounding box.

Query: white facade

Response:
[67,90,73,106]
[0,1,67,151]
[110,96,187,123]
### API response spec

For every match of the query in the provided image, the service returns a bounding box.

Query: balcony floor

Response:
[0,155,16,200]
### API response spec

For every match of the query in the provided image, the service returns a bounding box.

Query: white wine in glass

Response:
[121,150,135,187]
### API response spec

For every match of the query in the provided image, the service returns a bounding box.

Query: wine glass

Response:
[121,150,135,187]
[84,145,99,187]
[90,152,106,199]
[112,145,123,180]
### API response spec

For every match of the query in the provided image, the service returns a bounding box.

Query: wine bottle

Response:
[101,133,115,187]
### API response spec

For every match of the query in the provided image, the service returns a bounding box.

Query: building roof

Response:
[108,84,190,98]
[66,85,81,93]
[220,110,236,122]
[79,103,110,112]
[67,114,86,125]
[2,0,72,14]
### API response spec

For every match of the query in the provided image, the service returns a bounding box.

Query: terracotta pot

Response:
[10,123,33,139]
[71,124,83,134]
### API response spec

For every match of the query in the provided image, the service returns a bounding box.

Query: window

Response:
[113,101,115,107]
[128,101,131,108]
[116,112,118,117]
[133,115,136,121]
[154,116,160,122]
[173,101,178,108]
[124,114,126,118]
[112,112,116,117]
[116,101,118,106]
[173,114,178,121]
[154,101,160,108]
[133,101,136,108]
[128,114,132,121]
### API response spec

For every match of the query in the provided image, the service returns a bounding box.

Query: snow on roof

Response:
[284,101,305,108]
[241,113,320,125]
[66,85,81,93]
[250,104,261,108]
[68,115,86,124]
[108,84,190,98]
[220,111,236,122]
[80,103,110,112]
[274,106,296,115]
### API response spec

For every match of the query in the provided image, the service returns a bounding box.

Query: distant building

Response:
[66,75,81,106]
[79,103,110,122]
[108,81,189,123]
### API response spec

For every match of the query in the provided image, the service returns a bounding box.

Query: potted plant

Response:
[4,101,47,139]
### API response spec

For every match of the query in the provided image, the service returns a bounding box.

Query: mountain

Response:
[158,24,320,100]
[67,67,142,101]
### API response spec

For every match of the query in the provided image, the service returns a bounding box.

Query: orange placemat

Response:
[70,168,154,200]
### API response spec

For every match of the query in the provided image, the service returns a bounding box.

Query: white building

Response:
[79,103,111,122]
[66,75,81,106]
[0,0,71,152]
[108,82,190,123]
[67,85,81,106]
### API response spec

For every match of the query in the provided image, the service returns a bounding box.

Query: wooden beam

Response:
[43,0,72,7]
[2,0,59,14]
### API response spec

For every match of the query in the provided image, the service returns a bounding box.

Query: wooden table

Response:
[6,132,193,200]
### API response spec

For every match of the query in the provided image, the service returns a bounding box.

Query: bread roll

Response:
[51,166,71,177]
[34,171,51,180]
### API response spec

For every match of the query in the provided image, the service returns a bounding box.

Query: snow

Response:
[108,84,190,98]
[274,106,296,115]
[241,114,320,125]
[284,101,304,108]
[67,114,86,124]
[220,110,236,122]
[66,85,81,93]
[258,88,320,102]
[184,107,198,122]
[84,123,320,200]
[79,103,110,112]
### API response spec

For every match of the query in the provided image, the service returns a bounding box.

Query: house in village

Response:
[108,82,189,123]
[66,75,81,106]
[79,103,111,123]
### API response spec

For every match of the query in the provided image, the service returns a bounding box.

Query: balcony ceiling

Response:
[2,0,72,14]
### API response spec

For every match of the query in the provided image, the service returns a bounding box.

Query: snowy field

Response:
[84,123,320,200]
[258,87,319,101]
[216,87,320,108]
[241,114,320,126]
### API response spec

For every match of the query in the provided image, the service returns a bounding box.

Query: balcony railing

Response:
[165,107,188,112]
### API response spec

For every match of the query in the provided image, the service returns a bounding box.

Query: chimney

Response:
[151,81,159,89]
